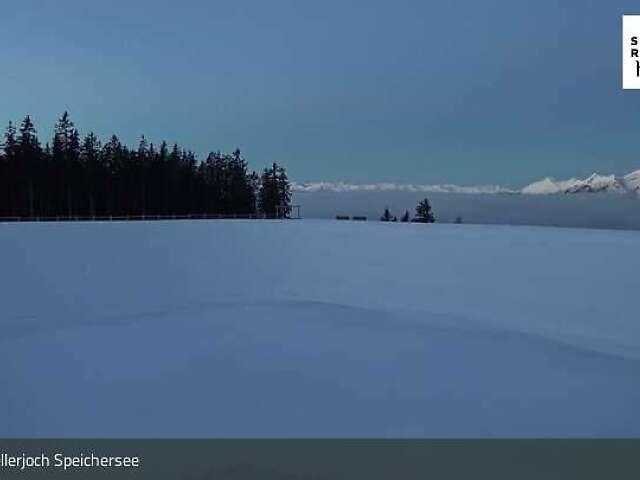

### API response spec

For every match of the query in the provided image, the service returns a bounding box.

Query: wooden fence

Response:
[0,212,300,223]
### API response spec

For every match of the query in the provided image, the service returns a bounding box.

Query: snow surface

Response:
[1,220,639,437]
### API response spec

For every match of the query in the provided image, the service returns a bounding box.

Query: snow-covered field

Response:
[1,220,639,437]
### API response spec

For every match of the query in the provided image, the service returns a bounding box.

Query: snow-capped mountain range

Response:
[521,170,640,195]
[292,169,640,196]
[291,181,515,194]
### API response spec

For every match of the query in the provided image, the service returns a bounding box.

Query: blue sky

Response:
[2,0,640,186]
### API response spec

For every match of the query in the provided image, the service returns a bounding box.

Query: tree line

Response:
[0,113,291,219]
[380,198,435,223]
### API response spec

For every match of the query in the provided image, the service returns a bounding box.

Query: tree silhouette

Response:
[258,162,291,218]
[380,208,392,222]
[413,198,435,223]
[17,116,42,217]
[0,113,291,220]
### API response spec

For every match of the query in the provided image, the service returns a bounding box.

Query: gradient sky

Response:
[2,0,640,186]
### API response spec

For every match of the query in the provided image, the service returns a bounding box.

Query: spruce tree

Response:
[258,163,276,217]
[227,149,256,215]
[275,163,291,218]
[168,144,181,214]
[1,122,17,216]
[156,141,169,214]
[80,132,101,217]
[100,135,120,215]
[52,112,80,217]
[414,198,435,223]
[17,116,42,217]
[137,135,149,215]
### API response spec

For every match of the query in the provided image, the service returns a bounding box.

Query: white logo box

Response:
[623,15,640,89]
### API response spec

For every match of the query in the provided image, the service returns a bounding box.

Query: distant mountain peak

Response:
[522,170,640,195]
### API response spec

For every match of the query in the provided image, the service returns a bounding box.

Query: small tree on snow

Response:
[380,208,392,222]
[414,198,435,223]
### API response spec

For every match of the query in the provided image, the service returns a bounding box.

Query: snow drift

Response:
[1,220,639,437]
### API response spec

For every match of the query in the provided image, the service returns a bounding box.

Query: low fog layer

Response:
[294,191,640,230]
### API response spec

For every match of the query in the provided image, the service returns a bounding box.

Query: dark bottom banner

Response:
[0,440,637,479]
